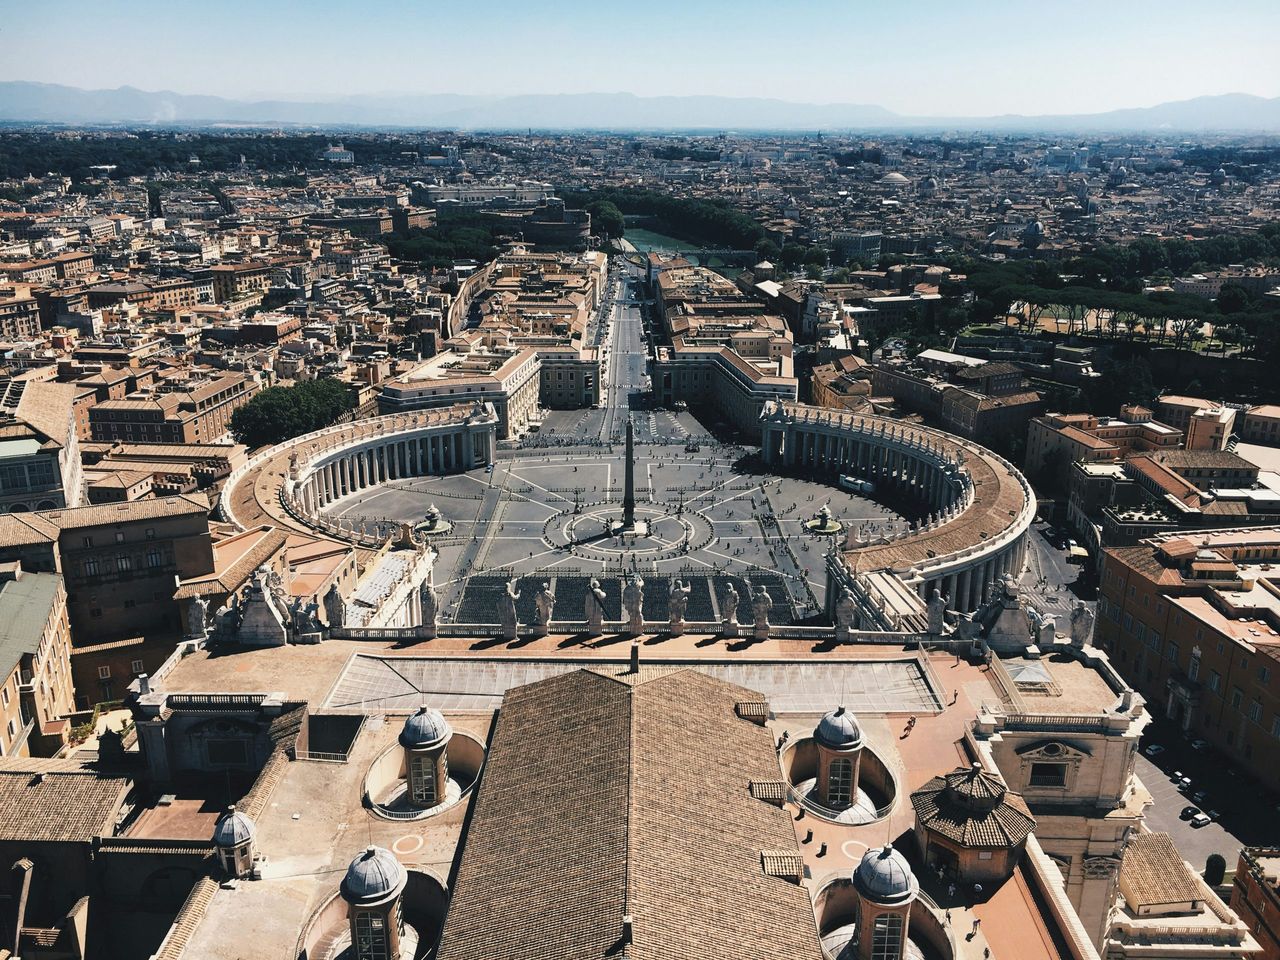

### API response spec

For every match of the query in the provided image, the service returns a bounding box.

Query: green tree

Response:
[585,200,625,240]
[1204,854,1226,887]
[1216,283,1253,314]
[230,379,356,448]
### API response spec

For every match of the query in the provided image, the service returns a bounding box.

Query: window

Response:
[1123,613,1133,632]
[1166,641,1179,664]
[1,687,8,707]
[827,757,853,807]
[145,527,156,540]
[83,557,99,576]
[116,555,131,572]
[147,549,162,568]
[1029,762,1068,788]
[1271,716,1280,739]
[1249,700,1263,723]
[410,754,437,806]
[114,532,124,544]
[206,739,249,766]
[6,720,14,740]
[1208,670,1221,693]
[82,536,93,548]
[97,665,111,680]
[1231,688,1243,710]
[1262,667,1272,684]
[871,913,904,960]
[131,659,144,674]
[354,911,389,960]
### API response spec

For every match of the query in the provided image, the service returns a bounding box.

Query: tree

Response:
[1204,854,1226,887]
[754,239,780,262]
[230,379,356,449]
[585,200,624,240]
[1216,283,1253,315]
[780,244,806,270]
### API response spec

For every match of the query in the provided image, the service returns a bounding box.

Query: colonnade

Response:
[761,406,970,514]
[761,401,1034,616]
[300,426,494,514]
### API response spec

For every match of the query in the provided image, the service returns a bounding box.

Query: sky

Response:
[2,0,1278,116]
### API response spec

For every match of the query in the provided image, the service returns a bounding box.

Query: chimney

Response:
[138,673,151,695]
[629,640,640,674]
[621,914,634,944]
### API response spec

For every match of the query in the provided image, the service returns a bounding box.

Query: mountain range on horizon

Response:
[1,81,1278,133]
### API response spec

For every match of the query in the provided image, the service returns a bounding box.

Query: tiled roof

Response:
[1120,833,1204,909]
[911,766,1035,848]
[0,759,131,843]
[436,668,824,960]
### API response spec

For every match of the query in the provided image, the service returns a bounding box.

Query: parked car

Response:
[1206,810,1221,822]
[1190,813,1212,828]
[1173,771,1192,788]
[1192,790,1209,805]
[1179,805,1200,821]
[1144,744,1165,758]
[1190,739,1209,752]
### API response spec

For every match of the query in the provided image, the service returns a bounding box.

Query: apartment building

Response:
[379,346,541,439]
[88,372,260,444]
[0,494,215,652]
[0,563,74,757]
[0,379,83,514]
[1025,406,1182,480]
[1096,528,1280,791]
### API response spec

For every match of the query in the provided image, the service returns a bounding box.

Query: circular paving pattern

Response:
[323,440,906,625]
[544,503,714,562]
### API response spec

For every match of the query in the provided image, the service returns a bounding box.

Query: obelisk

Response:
[622,416,636,528]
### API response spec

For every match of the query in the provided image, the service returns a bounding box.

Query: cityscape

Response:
[1,2,1280,959]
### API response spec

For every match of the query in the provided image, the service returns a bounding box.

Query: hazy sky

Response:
[3,0,1278,116]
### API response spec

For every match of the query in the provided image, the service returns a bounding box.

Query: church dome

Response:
[400,705,452,749]
[814,706,863,750]
[341,846,407,906]
[854,845,918,905]
[880,172,910,185]
[212,805,255,848]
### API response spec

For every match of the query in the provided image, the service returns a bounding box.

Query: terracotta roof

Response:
[0,759,131,843]
[1119,833,1204,909]
[911,765,1035,848]
[436,667,824,960]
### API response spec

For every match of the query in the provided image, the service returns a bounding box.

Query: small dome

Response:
[1023,220,1044,237]
[212,805,255,848]
[855,845,918,905]
[400,705,452,749]
[814,706,862,750]
[341,845,407,906]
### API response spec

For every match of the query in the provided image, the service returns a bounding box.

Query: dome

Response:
[814,706,862,750]
[920,176,939,193]
[212,805,255,848]
[880,172,910,185]
[400,705,452,749]
[854,845,918,905]
[341,845,407,906]
[1023,220,1044,237]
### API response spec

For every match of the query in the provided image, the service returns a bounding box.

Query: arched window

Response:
[354,910,390,960]
[410,753,436,805]
[871,912,904,960]
[828,757,853,806]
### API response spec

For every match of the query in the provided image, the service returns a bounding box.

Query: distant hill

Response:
[0,81,1277,132]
